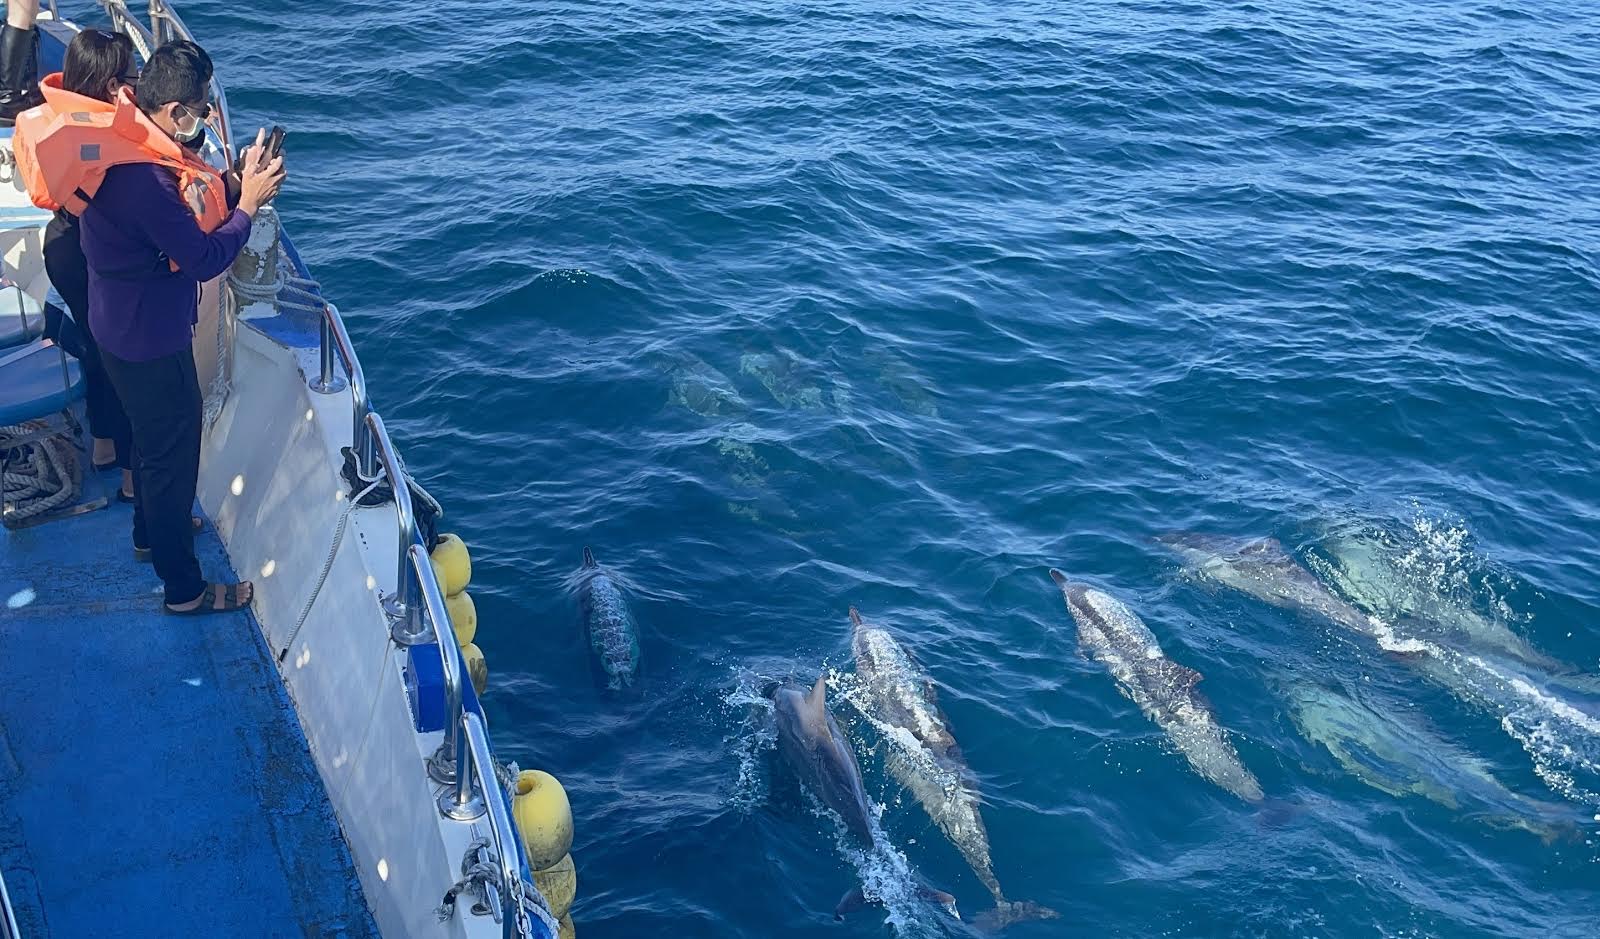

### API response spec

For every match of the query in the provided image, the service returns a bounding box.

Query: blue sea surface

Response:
[175,1,1600,935]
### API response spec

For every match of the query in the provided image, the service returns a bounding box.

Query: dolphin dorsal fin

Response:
[805,675,828,724]
[848,607,864,628]
[582,546,597,568]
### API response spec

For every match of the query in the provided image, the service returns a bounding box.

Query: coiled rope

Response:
[0,421,80,522]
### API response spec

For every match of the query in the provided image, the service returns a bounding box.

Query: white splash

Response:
[721,667,777,813]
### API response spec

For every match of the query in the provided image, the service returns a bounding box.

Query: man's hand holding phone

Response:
[238,125,288,217]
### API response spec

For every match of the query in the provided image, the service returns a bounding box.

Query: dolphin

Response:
[1158,537,1600,799]
[1050,571,1264,802]
[848,608,1057,929]
[1286,680,1580,843]
[577,547,640,689]
[739,351,826,410]
[666,353,747,418]
[1313,530,1568,673]
[1156,534,1382,639]
[769,677,959,922]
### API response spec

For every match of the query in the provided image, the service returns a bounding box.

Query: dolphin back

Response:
[578,549,640,686]
[773,678,875,844]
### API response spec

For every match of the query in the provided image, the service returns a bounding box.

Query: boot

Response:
[0,23,44,126]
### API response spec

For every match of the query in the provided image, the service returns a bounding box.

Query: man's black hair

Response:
[136,39,212,115]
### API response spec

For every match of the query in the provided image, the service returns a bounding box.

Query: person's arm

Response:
[127,166,251,281]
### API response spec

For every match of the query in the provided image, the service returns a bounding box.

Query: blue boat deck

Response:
[0,494,378,937]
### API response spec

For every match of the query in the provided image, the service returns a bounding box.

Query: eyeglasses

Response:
[176,101,212,122]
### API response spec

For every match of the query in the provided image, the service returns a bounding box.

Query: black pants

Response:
[100,346,206,606]
[43,210,132,470]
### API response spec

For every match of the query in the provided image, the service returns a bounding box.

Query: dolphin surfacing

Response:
[577,546,641,689]
[1051,570,1264,803]
[769,676,960,922]
[848,608,1058,929]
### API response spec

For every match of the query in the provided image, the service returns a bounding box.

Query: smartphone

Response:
[233,126,288,174]
[265,125,287,161]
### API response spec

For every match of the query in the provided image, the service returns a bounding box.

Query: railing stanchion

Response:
[366,413,428,647]
[310,312,346,394]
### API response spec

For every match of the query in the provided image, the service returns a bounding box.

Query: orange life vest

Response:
[11,74,228,232]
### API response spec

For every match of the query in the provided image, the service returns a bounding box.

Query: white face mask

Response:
[171,102,206,140]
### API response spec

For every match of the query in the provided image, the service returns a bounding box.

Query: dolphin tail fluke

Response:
[582,546,597,568]
[1048,568,1068,587]
[972,900,1061,932]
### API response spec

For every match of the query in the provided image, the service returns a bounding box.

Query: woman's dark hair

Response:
[61,29,135,102]
[136,38,212,114]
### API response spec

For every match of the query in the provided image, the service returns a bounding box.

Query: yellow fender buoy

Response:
[512,770,574,870]
[430,533,472,596]
[461,642,488,696]
[532,852,577,920]
[558,915,575,939]
[445,590,477,646]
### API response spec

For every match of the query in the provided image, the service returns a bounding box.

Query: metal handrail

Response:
[463,711,537,939]
[413,544,475,801]
[319,304,377,478]
[0,865,20,939]
[364,412,426,648]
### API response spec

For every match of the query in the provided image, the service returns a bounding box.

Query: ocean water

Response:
[175,1,1600,935]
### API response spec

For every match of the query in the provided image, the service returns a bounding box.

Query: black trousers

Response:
[100,345,206,606]
[42,210,132,470]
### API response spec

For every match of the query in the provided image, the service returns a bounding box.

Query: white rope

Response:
[0,420,80,521]
[278,474,385,662]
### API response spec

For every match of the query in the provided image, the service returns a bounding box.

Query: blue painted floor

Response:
[0,486,377,938]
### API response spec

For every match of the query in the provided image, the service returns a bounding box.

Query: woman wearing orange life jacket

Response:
[40,29,142,493]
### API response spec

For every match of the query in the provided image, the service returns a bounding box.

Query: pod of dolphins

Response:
[574,531,1591,930]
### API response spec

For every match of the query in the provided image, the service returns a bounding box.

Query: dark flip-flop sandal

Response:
[164,582,252,616]
[95,461,119,472]
[133,517,207,562]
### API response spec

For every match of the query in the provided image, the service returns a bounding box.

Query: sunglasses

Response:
[175,101,212,122]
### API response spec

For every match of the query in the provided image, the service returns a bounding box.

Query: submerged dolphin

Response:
[577,547,640,689]
[1050,571,1264,802]
[666,353,747,418]
[769,677,959,922]
[1314,530,1568,673]
[1286,681,1579,842]
[848,608,1057,929]
[1160,536,1600,800]
[1156,534,1382,639]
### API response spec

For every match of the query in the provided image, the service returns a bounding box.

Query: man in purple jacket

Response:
[80,40,285,615]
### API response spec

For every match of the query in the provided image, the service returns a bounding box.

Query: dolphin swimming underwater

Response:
[1050,571,1264,802]
[1313,529,1569,673]
[848,608,1057,929]
[1286,680,1580,843]
[769,677,959,922]
[1155,534,1380,638]
[1158,535,1600,801]
[577,547,641,689]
